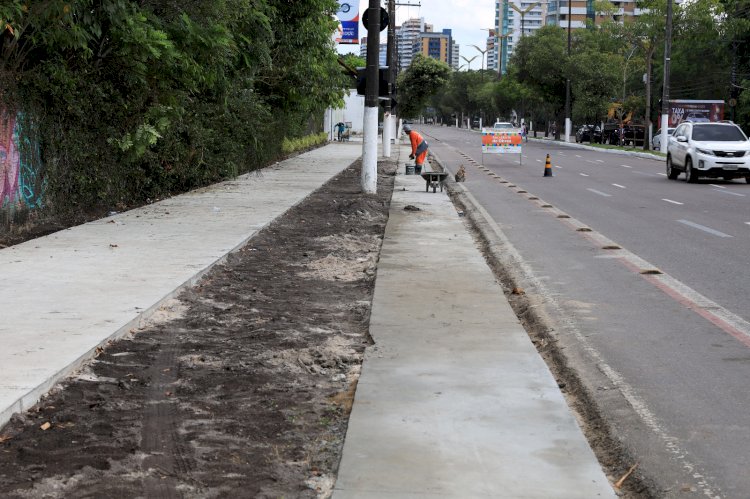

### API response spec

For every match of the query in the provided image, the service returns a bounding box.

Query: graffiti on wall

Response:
[0,109,44,212]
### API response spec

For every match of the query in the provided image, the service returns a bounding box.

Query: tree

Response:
[397,54,451,117]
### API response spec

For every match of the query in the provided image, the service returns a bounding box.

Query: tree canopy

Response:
[0,0,349,220]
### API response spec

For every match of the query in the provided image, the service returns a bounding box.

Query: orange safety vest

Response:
[408,131,428,164]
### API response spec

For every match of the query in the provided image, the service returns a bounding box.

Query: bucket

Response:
[405,163,415,175]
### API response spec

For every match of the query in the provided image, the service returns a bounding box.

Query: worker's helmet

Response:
[403,125,411,133]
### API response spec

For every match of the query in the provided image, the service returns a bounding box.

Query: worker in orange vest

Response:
[403,125,429,174]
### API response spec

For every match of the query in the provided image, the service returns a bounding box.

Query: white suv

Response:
[666,121,750,183]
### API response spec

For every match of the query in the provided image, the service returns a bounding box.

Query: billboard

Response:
[335,1,360,44]
[481,128,522,154]
[669,100,724,127]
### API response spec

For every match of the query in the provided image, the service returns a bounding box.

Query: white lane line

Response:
[621,164,633,168]
[710,184,726,189]
[536,159,543,163]
[596,159,605,163]
[580,173,589,177]
[575,154,582,158]
[586,160,596,164]
[612,183,626,189]
[463,189,723,498]
[746,222,750,226]
[662,198,684,205]
[678,219,733,238]
[657,173,667,176]
[587,188,612,197]
[713,188,745,197]
[554,165,562,169]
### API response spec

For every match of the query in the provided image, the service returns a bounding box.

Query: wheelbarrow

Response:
[421,171,448,193]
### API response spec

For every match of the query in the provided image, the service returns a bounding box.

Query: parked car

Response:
[575,125,602,143]
[493,121,515,129]
[652,127,675,150]
[606,124,646,146]
[666,121,750,183]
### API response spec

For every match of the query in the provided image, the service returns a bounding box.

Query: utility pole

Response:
[659,0,673,154]
[362,0,380,194]
[382,0,395,158]
[564,0,572,142]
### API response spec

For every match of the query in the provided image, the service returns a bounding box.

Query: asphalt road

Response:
[422,124,750,498]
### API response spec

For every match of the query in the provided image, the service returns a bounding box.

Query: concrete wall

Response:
[1,109,44,222]
[325,90,365,140]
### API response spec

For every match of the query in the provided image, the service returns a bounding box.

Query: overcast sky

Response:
[336,0,496,70]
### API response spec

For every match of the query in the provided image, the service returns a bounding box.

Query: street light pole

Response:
[660,0,673,154]
[382,0,395,158]
[362,0,380,194]
[470,45,487,81]
[564,0,572,142]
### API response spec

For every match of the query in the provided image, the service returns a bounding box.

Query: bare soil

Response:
[0,158,397,498]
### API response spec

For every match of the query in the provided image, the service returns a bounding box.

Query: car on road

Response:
[493,121,515,129]
[652,127,675,150]
[666,121,750,183]
[575,125,602,144]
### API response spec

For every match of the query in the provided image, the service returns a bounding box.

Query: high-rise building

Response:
[414,31,452,66]
[486,29,498,71]
[359,38,388,66]
[546,0,640,29]
[396,18,432,70]
[494,0,547,75]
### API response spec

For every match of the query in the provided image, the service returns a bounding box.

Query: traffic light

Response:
[356,67,391,97]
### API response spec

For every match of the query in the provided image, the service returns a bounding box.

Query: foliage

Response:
[0,0,348,222]
[281,132,328,155]
[397,54,451,117]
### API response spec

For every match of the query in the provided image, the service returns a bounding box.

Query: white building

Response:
[494,0,547,75]
[396,18,432,71]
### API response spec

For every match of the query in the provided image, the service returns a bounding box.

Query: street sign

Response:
[362,6,389,32]
[481,128,522,154]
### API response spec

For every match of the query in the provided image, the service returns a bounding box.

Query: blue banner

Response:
[335,1,359,44]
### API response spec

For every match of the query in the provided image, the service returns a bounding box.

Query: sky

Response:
[335,0,496,70]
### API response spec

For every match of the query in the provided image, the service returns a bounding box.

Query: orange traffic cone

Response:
[543,154,553,177]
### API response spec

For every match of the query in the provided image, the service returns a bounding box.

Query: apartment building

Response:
[494,0,547,75]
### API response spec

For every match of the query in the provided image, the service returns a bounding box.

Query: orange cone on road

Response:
[544,154,553,177]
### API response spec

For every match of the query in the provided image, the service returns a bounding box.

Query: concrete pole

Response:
[660,0,673,154]
[362,0,380,194]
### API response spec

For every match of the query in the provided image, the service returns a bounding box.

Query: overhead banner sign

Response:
[335,1,360,44]
[668,100,724,127]
[482,128,522,154]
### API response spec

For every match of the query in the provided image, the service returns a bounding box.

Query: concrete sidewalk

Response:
[333,143,614,497]
[1,136,614,497]
[0,143,361,427]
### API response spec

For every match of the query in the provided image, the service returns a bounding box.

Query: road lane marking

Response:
[575,154,582,158]
[662,198,684,205]
[713,188,745,197]
[657,173,667,176]
[710,184,725,188]
[462,192,722,497]
[587,188,611,197]
[678,219,732,238]
[596,159,605,163]
[536,159,543,163]
[554,165,562,169]
[621,164,633,168]
[612,184,626,189]
[586,160,596,164]
[580,173,589,177]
